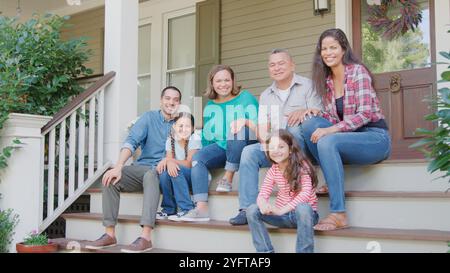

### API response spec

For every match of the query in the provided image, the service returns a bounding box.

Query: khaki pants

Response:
[102,165,160,227]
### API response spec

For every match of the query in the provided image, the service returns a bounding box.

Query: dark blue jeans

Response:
[191,127,257,202]
[246,203,319,253]
[159,166,194,214]
[301,116,391,212]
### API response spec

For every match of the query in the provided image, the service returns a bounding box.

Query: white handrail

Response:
[39,72,115,233]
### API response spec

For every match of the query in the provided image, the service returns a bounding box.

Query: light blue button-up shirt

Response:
[122,110,174,167]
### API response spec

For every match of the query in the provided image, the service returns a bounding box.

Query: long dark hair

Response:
[311,28,375,100]
[265,129,318,193]
[170,112,194,159]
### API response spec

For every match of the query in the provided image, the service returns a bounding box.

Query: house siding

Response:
[61,7,105,75]
[221,0,335,95]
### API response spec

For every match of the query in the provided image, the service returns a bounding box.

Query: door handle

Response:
[389,74,401,93]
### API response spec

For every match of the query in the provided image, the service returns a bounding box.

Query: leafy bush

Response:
[0,13,92,174]
[0,209,19,253]
[410,51,450,181]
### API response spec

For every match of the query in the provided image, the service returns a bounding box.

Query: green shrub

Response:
[0,13,92,175]
[0,209,19,253]
[410,50,450,181]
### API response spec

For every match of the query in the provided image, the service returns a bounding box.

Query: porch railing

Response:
[38,71,116,232]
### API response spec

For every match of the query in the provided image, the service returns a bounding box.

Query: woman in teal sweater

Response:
[177,64,259,222]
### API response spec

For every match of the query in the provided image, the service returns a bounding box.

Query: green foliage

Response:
[22,230,48,246]
[410,51,450,181]
[0,139,23,175]
[0,209,19,253]
[362,22,429,73]
[0,13,92,175]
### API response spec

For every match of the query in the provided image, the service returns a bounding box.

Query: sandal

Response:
[314,213,349,231]
[316,185,329,194]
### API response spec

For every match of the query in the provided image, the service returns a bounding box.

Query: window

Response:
[165,13,196,112]
[138,23,151,115]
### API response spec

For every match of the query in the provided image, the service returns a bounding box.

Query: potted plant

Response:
[16,230,58,253]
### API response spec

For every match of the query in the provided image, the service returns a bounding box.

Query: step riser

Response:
[65,218,448,253]
[89,192,450,231]
[208,163,449,192]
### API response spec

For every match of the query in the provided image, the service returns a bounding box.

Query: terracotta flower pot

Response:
[16,242,58,253]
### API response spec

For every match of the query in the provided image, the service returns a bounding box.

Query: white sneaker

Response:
[178,208,210,222]
[215,178,232,192]
[168,211,190,222]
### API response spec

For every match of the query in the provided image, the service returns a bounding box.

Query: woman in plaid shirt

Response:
[300,28,391,231]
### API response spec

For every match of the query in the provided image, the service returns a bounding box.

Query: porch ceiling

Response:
[0,0,104,18]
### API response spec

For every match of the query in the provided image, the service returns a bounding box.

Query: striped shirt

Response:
[321,64,385,132]
[257,164,318,211]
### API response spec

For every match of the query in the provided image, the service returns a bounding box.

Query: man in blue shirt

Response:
[85,86,181,253]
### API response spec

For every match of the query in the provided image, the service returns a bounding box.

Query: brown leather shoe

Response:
[85,233,117,249]
[120,237,153,253]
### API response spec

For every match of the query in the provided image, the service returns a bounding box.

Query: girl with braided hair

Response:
[156,112,202,221]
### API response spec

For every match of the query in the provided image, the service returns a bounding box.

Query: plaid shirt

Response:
[321,64,385,132]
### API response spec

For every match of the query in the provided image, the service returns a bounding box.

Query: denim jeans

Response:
[301,116,391,212]
[246,203,319,253]
[237,125,306,210]
[191,127,257,202]
[159,165,194,214]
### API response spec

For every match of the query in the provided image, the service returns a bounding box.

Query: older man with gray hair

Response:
[229,48,323,225]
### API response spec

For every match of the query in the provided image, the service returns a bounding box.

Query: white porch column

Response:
[103,0,139,163]
[435,1,450,89]
[0,113,52,253]
[335,0,353,45]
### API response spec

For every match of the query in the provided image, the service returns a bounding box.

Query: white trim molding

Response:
[335,0,353,46]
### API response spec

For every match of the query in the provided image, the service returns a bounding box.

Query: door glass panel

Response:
[361,0,431,73]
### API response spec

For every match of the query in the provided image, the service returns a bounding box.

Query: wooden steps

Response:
[86,188,450,199]
[62,212,450,243]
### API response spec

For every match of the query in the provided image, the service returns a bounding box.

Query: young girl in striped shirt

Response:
[246,129,319,253]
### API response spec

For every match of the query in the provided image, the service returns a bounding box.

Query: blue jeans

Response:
[301,116,391,212]
[159,166,194,214]
[246,203,319,253]
[191,127,257,202]
[237,125,305,209]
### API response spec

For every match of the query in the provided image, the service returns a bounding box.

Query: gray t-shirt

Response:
[165,132,202,160]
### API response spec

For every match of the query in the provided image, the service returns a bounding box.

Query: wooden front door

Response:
[352,0,436,160]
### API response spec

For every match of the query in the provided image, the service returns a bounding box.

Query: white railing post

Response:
[68,113,77,196]
[78,105,86,187]
[97,90,104,168]
[47,129,56,218]
[88,97,96,177]
[0,113,52,252]
[58,120,66,208]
